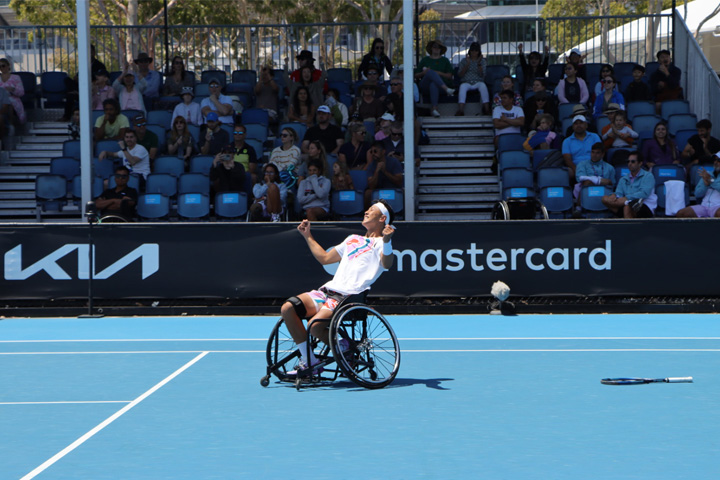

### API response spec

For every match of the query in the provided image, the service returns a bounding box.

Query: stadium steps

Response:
[0,120,75,222]
[416,115,499,220]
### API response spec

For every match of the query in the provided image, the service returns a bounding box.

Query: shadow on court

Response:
[268,377,455,391]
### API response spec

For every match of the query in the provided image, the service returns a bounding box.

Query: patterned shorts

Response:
[307,287,347,314]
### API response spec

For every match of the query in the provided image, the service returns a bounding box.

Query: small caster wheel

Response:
[295,378,302,391]
[260,376,270,387]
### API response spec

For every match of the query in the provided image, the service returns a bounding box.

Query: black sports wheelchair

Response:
[260,291,401,390]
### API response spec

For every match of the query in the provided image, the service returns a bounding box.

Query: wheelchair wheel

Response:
[329,304,400,389]
[266,318,298,381]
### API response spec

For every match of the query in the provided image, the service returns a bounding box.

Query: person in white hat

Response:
[171,86,203,127]
[375,112,395,141]
[561,114,602,178]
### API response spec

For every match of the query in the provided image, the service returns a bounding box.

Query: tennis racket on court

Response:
[601,377,693,385]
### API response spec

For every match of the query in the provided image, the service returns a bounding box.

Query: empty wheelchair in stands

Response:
[261,293,401,390]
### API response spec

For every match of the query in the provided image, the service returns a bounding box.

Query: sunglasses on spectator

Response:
[367,71,379,75]
[135,122,146,127]
[356,130,367,135]
[375,46,384,50]
[391,132,402,136]
[233,131,246,135]
[0,63,8,68]
[115,174,129,178]
[390,82,401,86]
[280,133,290,137]
[265,171,276,175]
[628,159,638,164]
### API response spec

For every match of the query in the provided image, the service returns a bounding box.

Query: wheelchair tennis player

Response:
[281,199,396,377]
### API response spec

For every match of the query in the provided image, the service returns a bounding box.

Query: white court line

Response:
[0,401,130,405]
[19,351,208,480]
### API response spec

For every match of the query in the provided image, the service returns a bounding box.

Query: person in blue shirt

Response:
[573,142,615,217]
[562,115,602,179]
[592,75,625,119]
[602,151,657,218]
[134,53,162,108]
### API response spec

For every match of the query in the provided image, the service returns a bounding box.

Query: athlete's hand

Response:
[297,219,311,238]
[382,224,395,242]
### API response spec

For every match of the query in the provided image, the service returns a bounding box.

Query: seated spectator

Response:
[91,69,115,111]
[415,39,455,118]
[650,49,683,113]
[567,48,588,81]
[676,153,720,218]
[297,140,331,182]
[166,115,195,166]
[642,121,679,169]
[324,87,348,127]
[61,44,106,121]
[172,86,203,127]
[332,159,354,191]
[134,52,161,108]
[365,141,403,207]
[250,163,287,222]
[287,64,326,109]
[492,89,524,143]
[562,115,602,178]
[455,42,490,116]
[492,76,523,110]
[602,151,657,218]
[0,58,24,125]
[163,55,195,97]
[592,64,615,98]
[524,90,558,131]
[287,85,315,127]
[573,142,615,217]
[302,104,344,156]
[270,126,301,175]
[624,64,651,103]
[289,50,325,86]
[113,69,147,115]
[564,104,598,137]
[254,65,279,122]
[339,122,371,170]
[297,158,331,220]
[95,166,138,221]
[384,73,422,147]
[382,121,419,167]
[557,62,589,106]
[357,64,387,101]
[593,75,625,119]
[68,107,80,140]
[93,98,129,141]
[358,38,393,80]
[210,146,246,196]
[131,114,158,164]
[517,43,549,93]
[201,79,234,124]
[198,112,229,156]
[375,112,394,141]
[601,109,637,150]
[523,114,559,152]
[228,123,258,182]
[350,81,386,123]
[681,119,720,168]
[98,129,151,185]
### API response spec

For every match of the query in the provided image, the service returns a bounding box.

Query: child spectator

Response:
[296,158,331,220]
[601,110,637,149]
[557,63,589,105]
[332,160,354,191]
[524,114,558,151]
[172,86,203,127]
[492,89,524,142]
[624,64,651,103]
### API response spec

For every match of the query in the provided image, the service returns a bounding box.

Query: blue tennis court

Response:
[2,313,719,480]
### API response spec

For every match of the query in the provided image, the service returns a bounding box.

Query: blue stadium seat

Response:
[498,150,531,172]
[178,172,210,195]
[580,185,613,217]
[231,69,257,85]
[349,170,369,193]
[147,110,172,130]
[558,103,582,120]
[531,149,559,171]
[484,65,510,87]
[194,83,210,97]
[613,62,638,79]
[121,110,143,122]
[667,114,697,136]
[72,175,104,203]
[626,101,655,121]
[146,124,167,153]
[177,193,210,220]
[35,174,68,212]
[327,68,353,84]
[689,164,714,189]
[644,61,660,80]
[371,188,404,218]
[214,191,248,219]
[536,166,570,188]
[136,193,170,220]
[50,157,80,183]
[93,157,115,180]
[189,155,215,176]
[201,70,227,87]
[16,71,37,109]
[153,156,185,177]
[62,139,81,160]
[660,100,690,120]
[539,186,574,217]
[94,139,122,157]
[614,165,630,183]
[244,138,264,162]
[596,115,610,133]
[244,123,268,143]
[496,133,525,155]
[547,64,565,86]
[328,81,352,97]
[40,71,68,108]
[145,173,178,198]
[241,108,270,126]
[632,114,661,137]
[108,173,141,191]
[332,190,364,219]
[187,124,201,144]
[652,164,685,182]
[584,63,603,85]
[501,167,535,200]
[673,128,695,151]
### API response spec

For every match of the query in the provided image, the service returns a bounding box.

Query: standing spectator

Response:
[517,43,549,93]
[557,62,589,106]
[134,52,161,108]
[602,151,657,218]
[358,38,393,80]
[624,64,651,103]
[350,81,386,123]
[642,121,679,169]
[676,153,720,218]
[415,39,455,118]
[650,49,683,113]
[332,160,354,192]
[113,70,147,115]
[198,112,229,156]
[287,65,326,109]
[93,98,129,141]
[365,141,403,207]
[339,122,371,170]
[455,42,490,116]
[166,115,195,166]
[270,126,301,174]
[210,146,246,196]
[201,79,234,124]
[91,69,115,111]
[492,89,524,141]
[162,55,195,97]
[98,129,151,184]
[250,163,287,222]
[0,58,26,124]
[171,86,203,127]
[573,142,615,217]
[228,123,258,182]
[254,65,279,122]
[290,50,325,86]
[562,115,602,178]
[95,166,138,221]
[287,85,315,127]
[302,105,343,155]
[297,158,331,220]
[131,114,159,164]
[491,75,523,110]
[593,75,625,119]
[681,119,720,168]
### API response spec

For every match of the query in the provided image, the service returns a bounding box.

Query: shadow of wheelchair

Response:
[273,377,455,391]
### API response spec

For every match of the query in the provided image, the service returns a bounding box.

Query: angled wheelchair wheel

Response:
[329,304,400,389]
[265,318,298,381]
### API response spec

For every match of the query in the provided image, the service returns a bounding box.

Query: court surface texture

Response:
[1,313,718,480]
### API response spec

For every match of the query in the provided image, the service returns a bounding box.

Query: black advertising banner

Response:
[0,220,717,300]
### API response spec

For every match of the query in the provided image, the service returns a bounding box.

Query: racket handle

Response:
[665,377,693,383]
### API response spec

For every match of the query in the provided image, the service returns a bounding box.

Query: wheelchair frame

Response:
[260,294,401,390]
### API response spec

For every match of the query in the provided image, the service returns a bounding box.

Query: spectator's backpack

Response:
[536,150,564,169]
